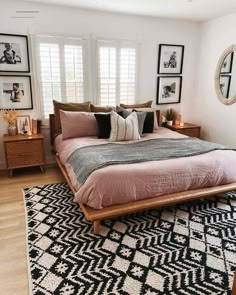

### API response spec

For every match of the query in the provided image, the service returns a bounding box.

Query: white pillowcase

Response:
[109,111,141,142]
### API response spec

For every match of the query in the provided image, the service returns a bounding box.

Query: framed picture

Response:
[0,33,30,72]
[156,76,182,105]
[220,75,231,98]
[16,115,31,135]
[158,44,185,74]
[221,52,233,74]
[0,75,33,110]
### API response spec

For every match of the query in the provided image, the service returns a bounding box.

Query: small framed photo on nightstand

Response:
[16,115,31,135]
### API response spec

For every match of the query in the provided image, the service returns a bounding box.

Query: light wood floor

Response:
[0,166,64,295]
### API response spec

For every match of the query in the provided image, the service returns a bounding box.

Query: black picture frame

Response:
[0,33,30,73]
[221,52,234,74]
[158,44,185,75]
[0,75,33,110]
[156,76,182,105]
[16,115,31,135]
[220,75,231,98]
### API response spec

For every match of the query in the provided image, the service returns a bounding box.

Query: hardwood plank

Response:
[0,166,64,295]
[232,273,236,295]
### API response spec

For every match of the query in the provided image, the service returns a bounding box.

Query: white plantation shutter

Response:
[39,43,61,119]
[120,48,136,104]
[38,36,86,121]
[97,41,137,106]
[64,45,84,102]
[98,46,116,106]
[36,36,138,121]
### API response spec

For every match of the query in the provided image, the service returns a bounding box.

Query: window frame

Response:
[35,35,88,124]
[33,35,139,125]
[120,46,138,105]
[95,38,139,106]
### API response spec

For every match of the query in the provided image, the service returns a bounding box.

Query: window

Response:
[39,42,61,119]
[120,48,136,104]
[38,36,85,120]
[98,46,116,106]
[36,36,138,122]
[64,45,84,102]
[97,41,137,106]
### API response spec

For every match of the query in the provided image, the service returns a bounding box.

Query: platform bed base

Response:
[56,155,236,234]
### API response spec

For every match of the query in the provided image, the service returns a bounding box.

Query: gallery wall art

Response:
[0,33,30,73]
[0,75,33,109]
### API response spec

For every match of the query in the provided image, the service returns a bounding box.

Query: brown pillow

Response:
[53,100,91,135]
[120,100,153,109]
[90,104,113,112]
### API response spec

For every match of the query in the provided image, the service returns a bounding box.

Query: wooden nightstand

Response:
[3,134,45,177]
[166,123,201,138]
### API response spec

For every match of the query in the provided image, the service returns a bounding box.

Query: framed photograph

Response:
[220,75,231,98]
[0,75,33,110]
[156,76,182,105]
[221,52,233,74]
[16,115,31,135]
[0,33,30,72]
[158,44,185,74]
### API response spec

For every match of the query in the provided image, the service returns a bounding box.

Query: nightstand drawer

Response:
[165,123,201,139]
[7,152,44,168]
[177,128,200,138]
[3,134,45,177]
[6,139,42,156]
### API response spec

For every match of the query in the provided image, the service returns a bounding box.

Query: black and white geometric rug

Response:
[23,183,236,295]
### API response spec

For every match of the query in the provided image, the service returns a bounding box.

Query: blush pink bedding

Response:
[55,128,236,209]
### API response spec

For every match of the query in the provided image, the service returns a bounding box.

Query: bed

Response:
[50,110,236,234]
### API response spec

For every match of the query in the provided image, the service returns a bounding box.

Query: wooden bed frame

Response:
[50,111,236,234]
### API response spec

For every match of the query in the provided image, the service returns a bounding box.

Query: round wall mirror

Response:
[215,45,236,105]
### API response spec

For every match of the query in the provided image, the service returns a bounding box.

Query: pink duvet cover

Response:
[55,128,236,209]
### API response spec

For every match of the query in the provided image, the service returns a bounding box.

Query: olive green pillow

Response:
[90,104,113,112]
[120,100,152,109]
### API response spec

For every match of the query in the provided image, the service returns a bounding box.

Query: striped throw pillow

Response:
[109,111,141,142]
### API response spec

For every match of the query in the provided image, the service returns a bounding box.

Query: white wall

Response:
[191,13,236,147]
[0,0,201,169]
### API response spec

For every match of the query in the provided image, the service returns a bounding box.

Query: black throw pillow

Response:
[133,110,154,133]
[94,112,122,138]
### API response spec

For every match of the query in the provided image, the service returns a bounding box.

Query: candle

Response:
[180,122,184,127]
[174,114,181,125]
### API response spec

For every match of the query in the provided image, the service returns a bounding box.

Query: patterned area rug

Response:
[23,183,236,295]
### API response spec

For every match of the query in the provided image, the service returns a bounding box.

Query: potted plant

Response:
[1,109,18,136]
[162,108,177,126]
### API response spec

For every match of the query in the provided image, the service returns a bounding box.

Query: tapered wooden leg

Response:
[93,220,100,234]
[40,165,45,173]
[8,169,13,178]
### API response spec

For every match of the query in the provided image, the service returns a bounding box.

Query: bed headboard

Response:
[49,113,56,145]
[49,110,160,146]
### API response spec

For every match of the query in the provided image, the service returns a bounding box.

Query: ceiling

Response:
[23,0,236,22]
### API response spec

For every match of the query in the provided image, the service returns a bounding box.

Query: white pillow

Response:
[109,111,141,142]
